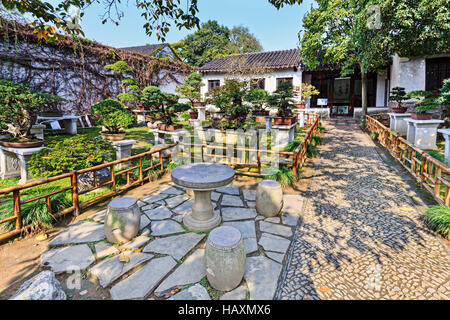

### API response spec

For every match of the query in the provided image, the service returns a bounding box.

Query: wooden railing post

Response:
[71,172,80,216]
[13,190,22,230]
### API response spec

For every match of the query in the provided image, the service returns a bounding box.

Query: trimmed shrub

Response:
[425,205,450,238]
[91,99,135,133]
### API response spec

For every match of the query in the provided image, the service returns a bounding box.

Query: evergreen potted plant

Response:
[91,99,135,141]
[245,88,269,117]
[405,90,439,120]
[0,79,63,148]
[389,87,408,113]
[267,82,297,125]
[175,72,205,120]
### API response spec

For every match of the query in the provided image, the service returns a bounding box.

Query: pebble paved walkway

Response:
[279,121,450,300]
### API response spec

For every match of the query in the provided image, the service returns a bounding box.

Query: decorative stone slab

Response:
[258,233,290,253]
[41,244,95,274]
[171,200,193,215]
[160,186,185,195]
[244,256,282,300]
[172,215,183,223]
[282,195,304,214]
[168,283,211,300]
[221,207,257,221]
[144,206,172,220]
[255,215,264,221]
[243,238,258,255]
[155,249,206,296]
[259,221,293,238]
[265,251,285,264]
[48,221,105,247]
[216,185,240,195]
[140,214,151,230]
[265,217,280,224]
[151,220,185,236]
[220,285,247,300]
[281,213,299,227]
[110,256,177,300]
[221,195,245,207]
[143,232,205,260]
[120,235,151,250]
[247,201,256,207]
[95,242,119,259]
[87,209,106,223]
[141,203,163,211]
[165,194,189,209]
[140,193,168,205]
[211,192,221,202]
[90,252,153,287]
[242,189,256,201]
[222,220,256,239]
[9,271,66,300]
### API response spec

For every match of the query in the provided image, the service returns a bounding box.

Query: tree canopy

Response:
[172,21,263,67]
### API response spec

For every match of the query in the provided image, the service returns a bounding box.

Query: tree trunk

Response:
[361,72,368,117]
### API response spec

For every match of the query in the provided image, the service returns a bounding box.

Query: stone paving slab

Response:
[244,256,282,300]
[41,244,95,273]
[282,195,304,214]
[140,215,151,230]
[120,235,151,250]
[265,217,280,224]
[168,283,211,300]
[151,220,185,236]
[95,242,119,259]
[165,194,189,209]
[265,252,285,264]
[90,252,153,287]
[171,200,193,215]
[221,195,245,207]
[220,285,247,300]
[140,193,169,205]
[87,210,106,223]
[211,192,221,202]
[144,206,172,220]
[281,213,299,227]
[242,189,256,201]
[222,207,257,221]
[259,221,293,238]
[222,220,256,239]
[160,186,185,195]
[48,221,105,247]
[216,185,240,195]
[143,233,205,260]
[258,233,290,253]
[155,249,206,296]
[110,256,177,300]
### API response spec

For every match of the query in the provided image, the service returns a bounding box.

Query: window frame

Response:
[208,79,221,91]
[276,77,294,89]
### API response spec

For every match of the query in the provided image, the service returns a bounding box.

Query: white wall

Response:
[390,54,426,93]
[158,71,187,95]
[376,69,388,107]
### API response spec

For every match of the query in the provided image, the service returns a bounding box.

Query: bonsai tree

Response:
[405,90,439,114]
[389,87,407,109]
[175,72,205,108]
[104,61,141,105]
[0,79,63,141]
[267,81,296,118]
[298,83,320,103]
[90,99,135,133]
[437,78,450,119]
[142,86,189,125]
[245,88,268,115]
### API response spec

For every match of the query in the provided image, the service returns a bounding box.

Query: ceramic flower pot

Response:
[101,132,126,141]
[411,113,432,120]
[273,116,296,126]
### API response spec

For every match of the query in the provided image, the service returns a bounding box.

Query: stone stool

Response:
[205,226,246,291]
[256,180,283,217]
[104,197,140,243]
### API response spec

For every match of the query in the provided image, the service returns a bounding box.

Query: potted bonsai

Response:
[142,86,189,132]
[91,99,135,141]
[389,87,408,113]
[293,83,319,109]
[245,88,269,117]
[0,79,63,148]
[405,90,439,120]
[175,72,205,120]
[267,82,297,125]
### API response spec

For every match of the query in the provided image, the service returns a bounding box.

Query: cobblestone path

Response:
[279,121,450,300]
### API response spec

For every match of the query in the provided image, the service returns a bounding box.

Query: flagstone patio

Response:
[40,182,302,300]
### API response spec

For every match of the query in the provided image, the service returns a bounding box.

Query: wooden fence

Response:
[366,115,449,206]
[0,143,176,241]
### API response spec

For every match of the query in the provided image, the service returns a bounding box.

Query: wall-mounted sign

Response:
[317,98,328,106]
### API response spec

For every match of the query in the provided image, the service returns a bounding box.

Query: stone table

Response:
[404,118,445,150]
[437,129,450,163]
[171,163,235,231]
[388,113,411,136]
[37,115,80,135]
[0,145,45,184]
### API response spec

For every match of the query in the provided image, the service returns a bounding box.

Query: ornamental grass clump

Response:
[424,205,450,238]
[91,99,135,133]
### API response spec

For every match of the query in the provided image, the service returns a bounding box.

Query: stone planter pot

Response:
[189,112,199,119]
[0,140,44,148]
[256,180,283,217]
[392,107,408,113]
[293,102,306,109]
[411,112,433,120]
[157,123,182,132]
[101,132,126,141]
[205,226,246,291]
[273,116,296,126]
[104,197,140,243]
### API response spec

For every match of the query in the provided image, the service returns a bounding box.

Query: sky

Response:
[76,0,316,51]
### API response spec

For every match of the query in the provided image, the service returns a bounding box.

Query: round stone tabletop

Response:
[209,226,242,248]
[109,197,137,209]
[171,163,235,190]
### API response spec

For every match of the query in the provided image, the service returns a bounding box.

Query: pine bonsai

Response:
[267,82,296,117]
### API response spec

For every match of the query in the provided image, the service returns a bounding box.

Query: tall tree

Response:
[227,26,263,54]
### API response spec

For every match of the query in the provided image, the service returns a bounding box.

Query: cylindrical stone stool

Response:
[205,226,246,291]
[104,197,140,243]
[256,180,283,217]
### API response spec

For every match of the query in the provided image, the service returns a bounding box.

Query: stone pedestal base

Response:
[189,119,202,127]
[296,110,305,128]
[113,139,135,169]
[134,110,148,124]
[265,116,273,132]
[272,122,297,148]
[405,118,445,150]
[196,107,206,121]
[62,116,78,135]
[183,190,221,231]
[0,146,44,184]
[437,129,450,163]
[388,113,411,136]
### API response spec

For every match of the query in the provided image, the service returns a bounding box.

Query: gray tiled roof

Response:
[120,43,170,56]
[198,49,302,73]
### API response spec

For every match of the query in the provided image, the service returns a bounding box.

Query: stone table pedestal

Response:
[112,139,136,169]
[0,146,45,184]
[437,129,450,163]
[388,113,411,136]
[62,116,79,135]
[171,163,235,231]
[404,118,445,150]
[272,122,297,148]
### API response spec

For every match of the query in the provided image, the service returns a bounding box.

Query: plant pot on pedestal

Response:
[392,107,408,113]
[101,132,126,141]
[157,123,182,132]
[293,102,306,109]
[0,140,44,148]
[411,113,433,120]
[273,116,297,126]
